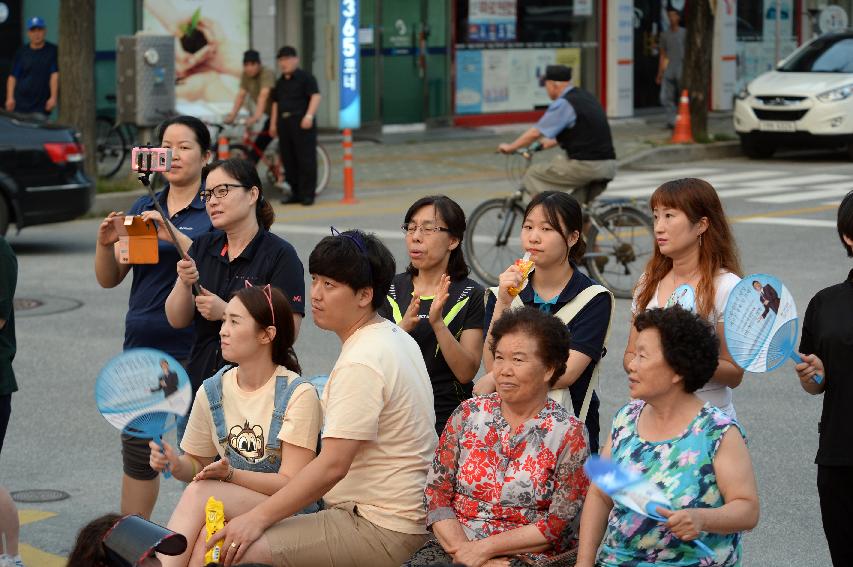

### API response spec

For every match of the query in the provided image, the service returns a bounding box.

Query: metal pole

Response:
[340,128,358,204]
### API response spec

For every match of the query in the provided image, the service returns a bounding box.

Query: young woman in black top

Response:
[379,196,484,435]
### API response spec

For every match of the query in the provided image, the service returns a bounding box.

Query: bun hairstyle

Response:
[523,191,586,263]
[232,285,301,374]
[202,158,275,230]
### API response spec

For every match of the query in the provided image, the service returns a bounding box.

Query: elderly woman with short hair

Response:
[577,306,759,567]
[406,306,590,567]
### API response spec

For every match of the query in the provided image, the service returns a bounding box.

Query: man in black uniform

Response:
[498,65,616,204]
[270,46,322,206]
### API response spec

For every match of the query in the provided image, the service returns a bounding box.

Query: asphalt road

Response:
[4,150,850,565]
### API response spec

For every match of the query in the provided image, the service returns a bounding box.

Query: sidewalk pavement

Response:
[94,111,739,216]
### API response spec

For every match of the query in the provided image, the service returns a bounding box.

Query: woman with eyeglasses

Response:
[151,285,321,567]
[378,196,485,435]
[94,115,213,520]
[165,158,305,407]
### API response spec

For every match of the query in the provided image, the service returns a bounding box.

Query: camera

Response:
[131,147,172,172]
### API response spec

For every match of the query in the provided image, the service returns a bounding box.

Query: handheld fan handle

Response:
[154,435,173,480]
[790,353,824,384]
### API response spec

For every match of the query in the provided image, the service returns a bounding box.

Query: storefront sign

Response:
[339,0,360,129]
[468,0,516,42]
[818,6,848,34]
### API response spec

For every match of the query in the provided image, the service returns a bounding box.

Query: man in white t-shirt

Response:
[206,229,437,567]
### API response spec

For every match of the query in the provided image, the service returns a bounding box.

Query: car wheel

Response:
[740,135,775,159]
[0,197,9,236]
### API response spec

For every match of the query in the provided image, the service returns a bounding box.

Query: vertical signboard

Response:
[339,0,360,129]
[712,0,736,110]
[606,0,633,117]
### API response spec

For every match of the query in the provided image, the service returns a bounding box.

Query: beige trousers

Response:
[524,152,616,204]
[265,502,428,567]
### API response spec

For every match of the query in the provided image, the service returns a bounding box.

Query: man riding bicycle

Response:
[498,65,616,205]
[224,49,274,162]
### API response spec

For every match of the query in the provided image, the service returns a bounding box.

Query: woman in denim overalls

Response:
[149,285,322,567]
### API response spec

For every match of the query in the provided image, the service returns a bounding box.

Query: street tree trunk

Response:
[58,0,96,178]
[682,0,714,142]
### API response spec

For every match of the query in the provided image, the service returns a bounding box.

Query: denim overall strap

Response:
[266,375,310,452]
[202,365,233,444]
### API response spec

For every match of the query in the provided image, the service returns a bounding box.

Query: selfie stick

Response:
[135,146,202,296]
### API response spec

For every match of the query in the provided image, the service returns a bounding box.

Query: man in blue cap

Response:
[5,16,59,121]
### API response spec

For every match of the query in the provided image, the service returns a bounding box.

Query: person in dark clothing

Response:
[498,65,616,204]
[795,189,853,567]
[0,236,17,459]
[151,360,179,398]
[269,46,321,206]
[752,280,780,318]
[5,16,58,120]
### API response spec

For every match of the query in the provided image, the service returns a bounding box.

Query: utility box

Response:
[117,35,175,127]
[115,216,159,264]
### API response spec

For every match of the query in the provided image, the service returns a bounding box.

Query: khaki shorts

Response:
[265,502,428,567]
[523,153,616,204]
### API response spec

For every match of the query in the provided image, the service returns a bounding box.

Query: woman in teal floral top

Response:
[577,307,759,567]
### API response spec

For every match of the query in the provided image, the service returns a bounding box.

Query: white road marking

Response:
[738,217,836,227]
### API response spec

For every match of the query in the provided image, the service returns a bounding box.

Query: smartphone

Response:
[131,147,173,172]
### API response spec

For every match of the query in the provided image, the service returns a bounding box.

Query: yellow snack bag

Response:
[204,496,226,564]
[508,253,535,297]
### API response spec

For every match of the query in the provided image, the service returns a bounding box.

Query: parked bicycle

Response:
[210,119,331,196]
[464,148,654,299]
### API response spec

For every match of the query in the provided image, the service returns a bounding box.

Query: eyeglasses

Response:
[400,223,450,236]
[201,183,246,201]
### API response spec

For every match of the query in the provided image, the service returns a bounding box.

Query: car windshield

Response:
[779,36,853,73]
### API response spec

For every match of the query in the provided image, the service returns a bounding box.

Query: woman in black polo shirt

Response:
[165,158,305,398]
[378,196,485,435]
[476,191,613,454]
[794,190,853,567]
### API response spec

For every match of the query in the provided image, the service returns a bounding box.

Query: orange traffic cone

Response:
[217,135,230,160]
[671,89,694,144]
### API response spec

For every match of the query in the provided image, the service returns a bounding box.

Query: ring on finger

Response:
[230,542,238,549]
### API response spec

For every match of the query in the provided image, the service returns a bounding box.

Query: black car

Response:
[0,111,94,235]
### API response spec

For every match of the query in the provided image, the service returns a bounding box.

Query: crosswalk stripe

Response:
[703,170,783,183]
[743,173,850,187]
[739,217,836,227]
[750,186,853,203]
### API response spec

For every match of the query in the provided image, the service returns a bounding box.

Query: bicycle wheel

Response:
[465,198,525,286]
[96,117,127,179]
[585,205,654,299]
[315,145,331,195]
[261,139,287,192]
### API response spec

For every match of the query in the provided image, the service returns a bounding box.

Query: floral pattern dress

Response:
[598,400,747,567]
[424,393,590,561]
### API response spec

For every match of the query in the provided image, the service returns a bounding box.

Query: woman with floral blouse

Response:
[405,307,590,567]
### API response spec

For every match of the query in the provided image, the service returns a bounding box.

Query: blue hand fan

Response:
[96,349,192,478]
[584,455,715,557]
[665,284,696,311]
[723,274,822,383]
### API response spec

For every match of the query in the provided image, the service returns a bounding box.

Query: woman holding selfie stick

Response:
[94,115,213,520]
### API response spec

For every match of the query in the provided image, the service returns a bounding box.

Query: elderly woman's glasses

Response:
[201,183,246,201]
[401,223,449,236]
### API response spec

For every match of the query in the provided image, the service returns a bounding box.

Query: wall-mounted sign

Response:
[818,5,848,34]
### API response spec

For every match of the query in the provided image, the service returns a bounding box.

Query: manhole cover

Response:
[13,295,82,317]
[11,489,70,503]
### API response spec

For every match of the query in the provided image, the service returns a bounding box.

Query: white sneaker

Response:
[0,554,24,567]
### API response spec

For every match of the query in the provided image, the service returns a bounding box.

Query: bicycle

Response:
[464,148,654,299]
[212,119,331,196]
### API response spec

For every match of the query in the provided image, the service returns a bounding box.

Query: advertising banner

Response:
[143,0,249,114]
[468,0,517,42]
[339,0,360,129]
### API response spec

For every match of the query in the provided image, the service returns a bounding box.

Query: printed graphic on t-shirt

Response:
[228,420,267,462]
